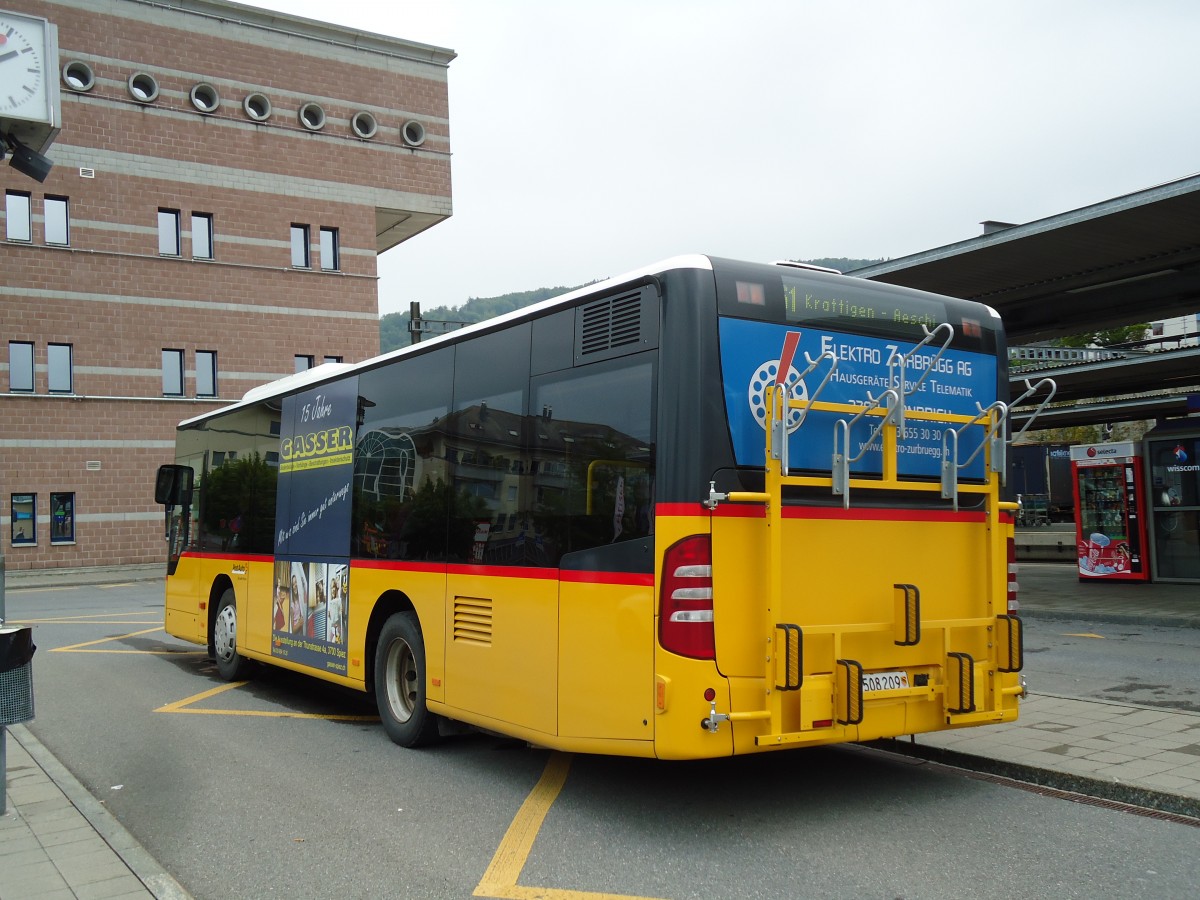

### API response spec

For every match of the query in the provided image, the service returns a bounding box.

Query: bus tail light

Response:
[660,534,715,660]
[1007,536,1020,614]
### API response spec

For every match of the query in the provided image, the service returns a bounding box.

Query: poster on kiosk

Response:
[1069,442,1150,582]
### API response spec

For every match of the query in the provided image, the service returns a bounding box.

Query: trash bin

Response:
[0,626,35,725]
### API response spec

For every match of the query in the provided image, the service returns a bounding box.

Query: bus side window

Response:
[449,325,532,565]
[532,353,656,564]
[353,348,454,562]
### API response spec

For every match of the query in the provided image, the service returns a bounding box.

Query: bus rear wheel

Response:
[212,588,251,681]
[375,611,440,747]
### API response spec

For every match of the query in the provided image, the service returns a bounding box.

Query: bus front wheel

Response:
[374,611,440,747]
[212,588,251,681]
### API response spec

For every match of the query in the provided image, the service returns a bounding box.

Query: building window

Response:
[158,209,181,256]
[6,191,31,242]
[128,71,160,103]
[50,492,76,544]
[63,61,96,92]
[294,355,314,373]
[243,92,272,121]
[45,196,69,245]
[290,224,310,268]
[11,493,36,546]
[298,102,326,131]
[163,348,184,396]
[189,82,221,114]
[319,226,339,271]
[191,213,213,259]
[48,343,73,393]
[324,355,343,364]
[8,341,34,392]
[196,350,217,397]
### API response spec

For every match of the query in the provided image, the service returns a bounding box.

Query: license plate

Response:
[863,670,909,692]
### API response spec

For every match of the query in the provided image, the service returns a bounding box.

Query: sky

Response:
[251,0,1200,316]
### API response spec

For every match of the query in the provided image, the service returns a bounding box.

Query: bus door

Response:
[157,463,202,642]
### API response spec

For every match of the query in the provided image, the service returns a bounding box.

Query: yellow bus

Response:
[154,255,1051,759]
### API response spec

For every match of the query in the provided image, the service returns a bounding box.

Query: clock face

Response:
[0,14,48,119]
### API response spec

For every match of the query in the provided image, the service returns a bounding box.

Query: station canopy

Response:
[849,173,1200,430]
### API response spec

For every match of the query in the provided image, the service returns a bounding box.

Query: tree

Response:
[797,257,885,272]
[380,284,590,353]
[1054,324,1150,348]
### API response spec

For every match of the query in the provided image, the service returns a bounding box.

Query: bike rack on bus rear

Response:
[702,328,1057,744]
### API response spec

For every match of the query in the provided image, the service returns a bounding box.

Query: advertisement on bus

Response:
[719,317,997,480]
[271,377,359,673]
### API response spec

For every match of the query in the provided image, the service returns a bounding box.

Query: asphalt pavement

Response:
[1,560,1198,899]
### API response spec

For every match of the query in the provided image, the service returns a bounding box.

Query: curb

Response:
[871,736,1200,822]
[2,565,164,591]
[10,725,193,900]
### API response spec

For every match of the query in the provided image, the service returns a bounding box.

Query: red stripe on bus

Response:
[777,331,801,385]
[560,570,656,587]
[354,559,651,586]
[180,554,652,585]
[784,507,987,524]
[353,559,447,575]
[656,503,983,523]
[181,551,274,564]
[656,502,710,517]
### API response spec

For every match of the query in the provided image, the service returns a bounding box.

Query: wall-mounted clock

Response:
[0,10,61,152]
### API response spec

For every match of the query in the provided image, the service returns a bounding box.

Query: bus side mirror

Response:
[155,464,194,506]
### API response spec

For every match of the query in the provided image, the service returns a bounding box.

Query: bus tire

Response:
[212,588,251,681]
[375,611,440,747]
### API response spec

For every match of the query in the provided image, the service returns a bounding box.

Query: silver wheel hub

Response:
[214,604,237,662]
[384,638,417,724]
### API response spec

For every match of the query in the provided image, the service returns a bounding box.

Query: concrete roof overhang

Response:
[1009,347,1200,429]
[849,173,1200,428]
[850,173,1200,344]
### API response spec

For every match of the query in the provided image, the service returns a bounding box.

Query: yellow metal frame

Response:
[721,377,1022,746]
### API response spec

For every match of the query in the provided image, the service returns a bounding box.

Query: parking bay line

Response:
[50,626,203,654]
[474,752,664,900]
[158,688,661,898]
[155,681,378,721]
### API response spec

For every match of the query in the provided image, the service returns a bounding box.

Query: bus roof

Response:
[177,253,1000,429]
[177,255,716,429]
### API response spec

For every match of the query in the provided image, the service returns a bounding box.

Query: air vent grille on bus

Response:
[580,291,643,356]
[453,596,493,646]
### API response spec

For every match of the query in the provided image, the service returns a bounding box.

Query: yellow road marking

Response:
[155,680,377,721]
[156,681,246,711]
[18,612,158,623]
[52,627,165,652]
[6,582,141,593]
[55,649,205,655]
[1063,632,1106,639]
[41,616,659,898]
[474,753,664,900]
[21,620,166,626]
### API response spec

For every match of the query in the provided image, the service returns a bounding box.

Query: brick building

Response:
[1,0,454,570]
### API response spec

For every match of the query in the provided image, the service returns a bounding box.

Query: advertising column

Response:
[1069,442,1149,582]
